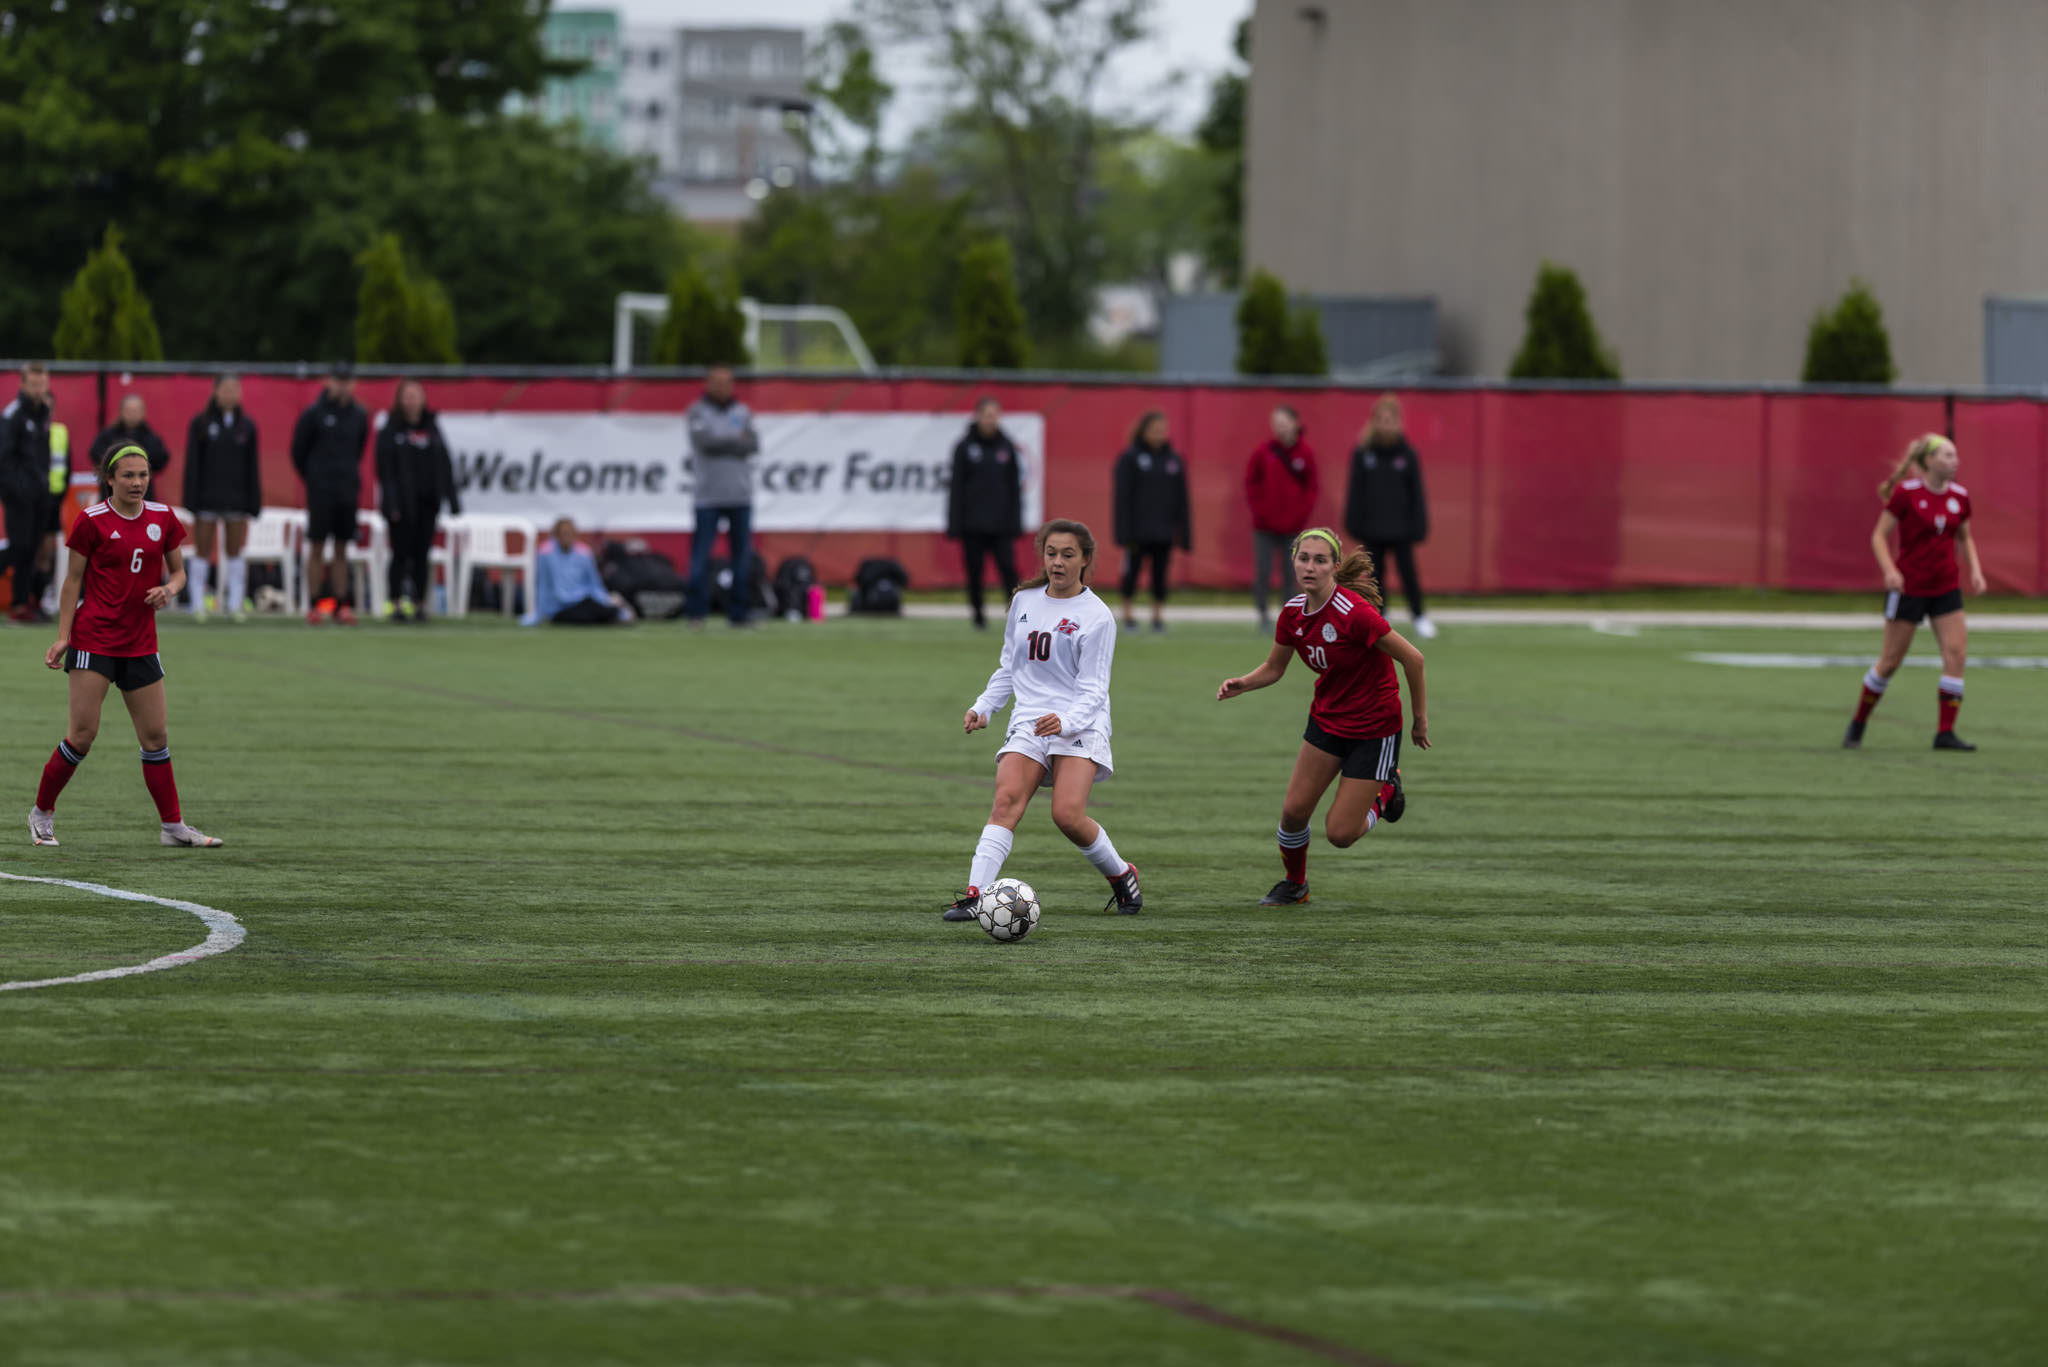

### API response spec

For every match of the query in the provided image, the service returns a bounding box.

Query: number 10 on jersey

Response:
[1026,630,1053,661]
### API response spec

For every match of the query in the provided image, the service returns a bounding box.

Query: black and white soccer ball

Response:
[976,877,1040,943]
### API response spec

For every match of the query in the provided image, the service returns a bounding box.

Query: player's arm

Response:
[1871,509,1903,591]
[966,606,1018,734]
[1376,629,1429,749]
[43,550,88,670]
[1954,522,1988,595]
[146,547,186,610]
[1217,642,1293,700]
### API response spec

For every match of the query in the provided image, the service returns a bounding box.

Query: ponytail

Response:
[1880,434,1952,500]
[1290,528,1383,607]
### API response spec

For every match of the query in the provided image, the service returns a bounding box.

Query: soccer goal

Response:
[612,295,877,373]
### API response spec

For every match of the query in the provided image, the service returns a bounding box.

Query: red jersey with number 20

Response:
[66,501,185,656]
[1276,586,1401,739]
[1885,478,1970,596]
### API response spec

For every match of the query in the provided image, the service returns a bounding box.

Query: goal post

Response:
[612,295,878,374]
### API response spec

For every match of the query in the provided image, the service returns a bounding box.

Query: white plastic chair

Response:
[345,510,390,619]
[241,508,307,614]
[427,525,457,615]
[446,514,538,618]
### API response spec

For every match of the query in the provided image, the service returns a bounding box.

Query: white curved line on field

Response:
[0,871,245,992]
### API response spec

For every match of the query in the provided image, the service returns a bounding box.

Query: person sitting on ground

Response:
[529,517,633,625]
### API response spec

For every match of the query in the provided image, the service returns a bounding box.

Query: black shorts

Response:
[1884,588,1963,623]
[67,649,165,692]
[1303,717,1401,781]
[306,497,360,546]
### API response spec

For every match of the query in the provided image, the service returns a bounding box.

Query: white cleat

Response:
[161,822,223,848]
[1413,615,1440,640]
[28,807,58,846]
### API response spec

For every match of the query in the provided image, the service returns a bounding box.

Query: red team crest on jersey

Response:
[1054,617,1079,636]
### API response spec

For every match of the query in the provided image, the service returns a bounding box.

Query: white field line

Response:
[0,871,246,993]
[1689,653,2048,669]
[897,603,2048,630]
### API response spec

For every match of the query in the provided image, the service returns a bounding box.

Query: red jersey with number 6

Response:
[1275,586,1401,738]
[66,501,185,656]
[1885,478,1970,596]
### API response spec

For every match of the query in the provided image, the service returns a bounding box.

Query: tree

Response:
[862,0,1157,339]
[956,238,1030,369]
[354,234,459,364]
[1235,269,1325,376]
[1508,262,1621,380]
[1194,18,1249,285]
[1802,279,1897,384]
[51,226,163,361]
[653,264,748,367]
[810,22,895,188]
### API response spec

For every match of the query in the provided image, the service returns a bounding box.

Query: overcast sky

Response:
[637,0,1251,135]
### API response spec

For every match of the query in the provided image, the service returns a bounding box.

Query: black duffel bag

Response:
[850,557,908,615]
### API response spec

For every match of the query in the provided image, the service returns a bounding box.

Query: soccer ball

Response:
[976,878,1041,943]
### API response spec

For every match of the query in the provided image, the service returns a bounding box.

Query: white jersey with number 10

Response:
[971,586,1117,739]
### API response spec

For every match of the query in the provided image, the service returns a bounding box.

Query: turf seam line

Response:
[0,872,246,993]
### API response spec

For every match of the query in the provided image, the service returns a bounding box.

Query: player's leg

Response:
[991,534,1019,598]
[1119,548,1140,628]
[1846,616,1916,746]
[962,534,989,628]
[1047,753,1140,913]
[1149,544,1169,630]
[189,518,218,614]
[1325,734,1403,848]
[946,751,1044,919]
[1929,608,1973,749]
[1250,531,1276,626]
[119,677,219,845]
[1392,541,1431,637]
[30,665,112,844]
[725,505,753,625]
[222,516,250,618]
[384,514,410,614]
[1265,741,1343,904]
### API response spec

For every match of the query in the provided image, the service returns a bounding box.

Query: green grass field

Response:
[2,613,2043,1367]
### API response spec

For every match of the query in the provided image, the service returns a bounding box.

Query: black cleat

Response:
[942,888,982,922]
[1103,863,1143,915]
[1842,720,1866,749]
[1258,880,1310,906]
[1380,767,1406,823]
[1932,731,1977,752]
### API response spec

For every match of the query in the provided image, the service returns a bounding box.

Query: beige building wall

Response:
[1245,0,2048,384]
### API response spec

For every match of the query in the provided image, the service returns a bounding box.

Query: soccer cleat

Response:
[161,822,223,848]
[1842,720,1866,749]
[304,607,326,625]
[1932,731,1977,752]
[1413,615,1439,640]
[28,807,57,847]
[1380,767,1406,823]
[1103,863,1143,915]
[1258,879,1310,906]
[942,887,982,921]
[335,605,359,626]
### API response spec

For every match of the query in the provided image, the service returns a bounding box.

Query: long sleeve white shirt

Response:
[971,586,1117,738]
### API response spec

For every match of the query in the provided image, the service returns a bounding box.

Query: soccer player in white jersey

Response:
[944,518,1143,920]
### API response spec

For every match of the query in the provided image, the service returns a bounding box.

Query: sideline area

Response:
[900,602,2048,630]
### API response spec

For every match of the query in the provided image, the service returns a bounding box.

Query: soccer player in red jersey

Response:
[1844,434,1988,752]
[28,445,223,848]
[1217,528,1428,905]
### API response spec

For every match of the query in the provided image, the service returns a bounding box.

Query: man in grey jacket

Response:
[684,365,761,625]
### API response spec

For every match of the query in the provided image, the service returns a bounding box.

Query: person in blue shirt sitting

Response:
[531,517,632,625]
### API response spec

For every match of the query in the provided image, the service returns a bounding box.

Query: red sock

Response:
[140,747,180,823]
[1937,680,1963,732]
[1277,823,1309,883]
[1853,688,1883,723]
[36,740,85,811]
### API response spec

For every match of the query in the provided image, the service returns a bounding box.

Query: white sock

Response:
[188,557,211,609]
[1863,667,1888,694]
[1938,674,1964,698]
[1078,825,1126,877]
[224,556,247,612]
[969,824,1013,892]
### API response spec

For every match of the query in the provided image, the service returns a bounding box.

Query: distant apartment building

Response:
[515,11,808,224]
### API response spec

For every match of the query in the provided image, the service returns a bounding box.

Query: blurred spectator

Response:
[532,517,629,624]
[1,362,55,623]
[685,365,759,627]
[291,362,371,624]
[1344,393,1435,638]
[1112,409,1191,632]
[183,373,262,620]
[376,378,460,622]
[947,396,1024,629]
[89,394,172,502]
[1244,404,1319,628]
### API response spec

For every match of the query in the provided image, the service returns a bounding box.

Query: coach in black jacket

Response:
[89,395,173,502]
[1112,410,1191,631]
[292,363,371,619]
[946,397,1024,629]
[376,379,461,620]
[1343,393,1435,639]
[1,363,55,622]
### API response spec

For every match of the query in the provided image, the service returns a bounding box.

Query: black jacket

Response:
[1113,440,1191,549]
[1344,436,1429,545]
[947,423,1023,539]
[90,420,173,500]
[291,394,371,498]
[376,410,460,520]
[0,389,52,502]
[183,403,262,516]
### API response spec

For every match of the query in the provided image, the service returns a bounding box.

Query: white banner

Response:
[438,412,1044,533]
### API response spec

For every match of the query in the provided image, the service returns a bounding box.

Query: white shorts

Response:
[996,725,1114,786]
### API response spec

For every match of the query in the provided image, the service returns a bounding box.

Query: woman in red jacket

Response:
[1244,405,1319,628]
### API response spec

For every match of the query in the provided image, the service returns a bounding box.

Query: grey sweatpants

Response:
[1251,530,1293,623]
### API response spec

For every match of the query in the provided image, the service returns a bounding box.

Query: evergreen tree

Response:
[51,226,163,361]
[1285,301,1329,377]
[955,238,1030,369]
[354,235,460,364]
[1235,269,1326,376]
[1802,279,1897,384]
[652,263,748,366]
[1508,261,1621,380]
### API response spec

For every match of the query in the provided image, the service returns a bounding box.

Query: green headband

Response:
[103,443,149,479]
[1294,527,1342,556]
